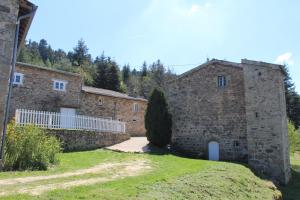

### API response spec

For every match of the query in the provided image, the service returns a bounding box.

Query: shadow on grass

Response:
[144,144,208,160]
[281,164,300,200]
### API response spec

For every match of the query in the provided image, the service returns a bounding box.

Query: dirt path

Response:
[0,159,151,196]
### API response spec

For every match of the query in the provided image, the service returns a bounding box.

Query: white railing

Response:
[15,109,126,133]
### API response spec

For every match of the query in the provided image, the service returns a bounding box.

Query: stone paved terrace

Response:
[106,137,150,153]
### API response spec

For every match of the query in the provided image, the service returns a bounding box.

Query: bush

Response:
[3,121,61,171]
[288,120,300,154]
[145,88,172,147]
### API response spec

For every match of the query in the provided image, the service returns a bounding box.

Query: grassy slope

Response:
[282,152,300,200]
[0,150,294,200]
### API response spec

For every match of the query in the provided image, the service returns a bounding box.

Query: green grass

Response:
[281,152,300,200]
[0,149,297,200]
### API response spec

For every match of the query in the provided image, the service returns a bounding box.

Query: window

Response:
[98,97,103,106]
[53,80,67,91]
[133,103,139,112]
[233,141,240,147]
[13,73,23,85]
[218,75,226,87]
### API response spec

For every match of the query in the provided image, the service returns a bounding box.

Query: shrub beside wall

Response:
[3,121,61,171]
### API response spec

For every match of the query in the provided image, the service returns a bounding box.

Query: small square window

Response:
[53,80,66,91]
[13,73,24,85]
[218,75,226,87]
[98,97,103,106]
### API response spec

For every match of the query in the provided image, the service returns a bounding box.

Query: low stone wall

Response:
[47,129,130,152]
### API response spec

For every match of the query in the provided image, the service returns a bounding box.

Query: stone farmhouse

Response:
[166,59,291,184]
[10,62,147,137]
[0,0,291,186]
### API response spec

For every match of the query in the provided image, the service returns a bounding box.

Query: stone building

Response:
[0,0,36,164]
[10,62,147,136]
[166,59,291,184]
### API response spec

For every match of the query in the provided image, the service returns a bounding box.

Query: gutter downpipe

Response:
[0,6,37,161]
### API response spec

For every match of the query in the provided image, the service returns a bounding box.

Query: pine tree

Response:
[150,59,165,88]
[145,88,172,147]
[94,54,109,89]
[106,61,121,92]
[122,64,130,84]
[141,61,147,77]
[282,65,300,128]
[132,68,137,76]
[70,39,91,66]
[38,39,49,63]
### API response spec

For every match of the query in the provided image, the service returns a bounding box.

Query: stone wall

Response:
[242,59,291,184]
[10,63,83,117]
[166,63,248,161]
[0,0,19,157]
[47,129,130,152]
[79,92,147,136]
[166,59,291,184]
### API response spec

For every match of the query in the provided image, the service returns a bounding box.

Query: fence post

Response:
[48,112,52,128]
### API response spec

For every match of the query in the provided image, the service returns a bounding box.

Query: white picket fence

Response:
[15,109,126,133]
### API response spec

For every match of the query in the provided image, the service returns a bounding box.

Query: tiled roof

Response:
[82,86,147,102]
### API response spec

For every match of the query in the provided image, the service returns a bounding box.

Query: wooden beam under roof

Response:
[17,0,37,50]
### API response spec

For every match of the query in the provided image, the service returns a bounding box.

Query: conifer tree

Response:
[282,65,300,128]
[145,88,172,147]
[38,39,49,63]
[94,54,109,89]
[70,39,91,66]
[122,64,131,84]
[106,62,121,92]
[141,61,148,77]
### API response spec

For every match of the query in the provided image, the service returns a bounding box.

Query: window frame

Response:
[218,75,226,88]
[13,72,24,85]
[53,80,67,92]
[133,102,139,112]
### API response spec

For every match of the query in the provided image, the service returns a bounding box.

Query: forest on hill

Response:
[17,38,176,99]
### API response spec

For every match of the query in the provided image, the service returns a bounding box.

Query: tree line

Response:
[18,38,176,99]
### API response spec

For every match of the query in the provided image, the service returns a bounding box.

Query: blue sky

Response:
[28,0,300,93]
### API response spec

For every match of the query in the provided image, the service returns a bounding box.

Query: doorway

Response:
[208,141,220,161]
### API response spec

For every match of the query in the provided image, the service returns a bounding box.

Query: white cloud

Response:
[275,52,294,66]
[189,5,201,13]
[186,2,212,15]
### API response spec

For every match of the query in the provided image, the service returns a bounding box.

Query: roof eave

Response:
[82,89,148,102]
[17,0,37,53]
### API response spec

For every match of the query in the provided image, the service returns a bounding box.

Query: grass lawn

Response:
[0,149,298,200]
[281,152,300,200]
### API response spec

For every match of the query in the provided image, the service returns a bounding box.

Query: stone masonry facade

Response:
[80,90,147,136]
[47,129,130,152]
[166,59,291,184]
[10,62,147,136]
[0,0,19,160]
